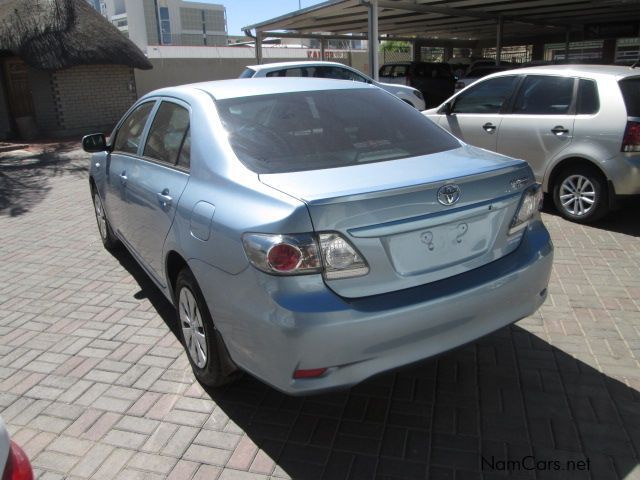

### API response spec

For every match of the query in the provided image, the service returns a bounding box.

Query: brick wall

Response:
[51,65,137,136]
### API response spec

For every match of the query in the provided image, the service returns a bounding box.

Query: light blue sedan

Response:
[83,78,553,395]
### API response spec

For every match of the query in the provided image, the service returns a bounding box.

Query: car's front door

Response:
[104,101,157,238]
[497,75,577,181]
[438,75,520,151]
[124,100,191,283]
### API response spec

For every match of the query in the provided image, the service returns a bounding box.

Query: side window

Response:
[452,76,518,114]
[315,66,367,82]
[266,69,286,77]
[266,68,312,78]
[143,102,190,165]
[393,65,408,78]
[577,79,599,115]
[177,129,191,170]
[113,102,155,154]
[380,65,394,77]
[513,75,575,115]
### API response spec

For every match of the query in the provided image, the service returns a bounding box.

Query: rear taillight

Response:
[622,121,640,152]
[242,233,321,275]
[243,232,368,279]
[509,184,543,235]
[2,441,33,480]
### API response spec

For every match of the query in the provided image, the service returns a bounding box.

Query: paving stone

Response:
[1,145,639,480]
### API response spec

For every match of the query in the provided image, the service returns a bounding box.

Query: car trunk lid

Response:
[260,146,534,298]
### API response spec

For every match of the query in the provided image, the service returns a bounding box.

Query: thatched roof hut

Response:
[0,0,152,70]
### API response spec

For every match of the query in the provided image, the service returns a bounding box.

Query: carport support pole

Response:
[495,15,503,66]
[256,30,263,64]
[565,27,571,62]
[367,0,380,80]
[321,37,326,61]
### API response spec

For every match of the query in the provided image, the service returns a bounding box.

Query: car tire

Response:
[552,165,608,223]
[92,189,120,250]
[175,268,238,388]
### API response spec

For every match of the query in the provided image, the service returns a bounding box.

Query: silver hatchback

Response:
[424,65,640,223]
[83,79,552,395]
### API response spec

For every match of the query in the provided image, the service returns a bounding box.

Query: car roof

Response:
[142,77,375,101]
[246,60,350,71]
[491,64,640,79]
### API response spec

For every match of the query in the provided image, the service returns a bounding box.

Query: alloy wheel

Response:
[179,287,208,368]
[559,174,596,217]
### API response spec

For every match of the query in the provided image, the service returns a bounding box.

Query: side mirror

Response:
[82,133,109,153]
[438,102,453,115]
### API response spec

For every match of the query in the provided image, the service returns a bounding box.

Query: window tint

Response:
[143,102,190,165]
[619,77,640,117]
[113,102,154,154]
[577,79,599,115]
[513,75,575,115]
[216,89,460,174]
[177,129,191,170]
[453,76,518,114]
[314,66,367,82]
[266,68,313,78]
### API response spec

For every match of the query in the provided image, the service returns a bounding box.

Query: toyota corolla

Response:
[83,78,553,395]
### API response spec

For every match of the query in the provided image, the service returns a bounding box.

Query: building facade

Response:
[96,0,227,51]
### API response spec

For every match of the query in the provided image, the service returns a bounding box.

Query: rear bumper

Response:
[190,219,553,395]
[606,152,640,195]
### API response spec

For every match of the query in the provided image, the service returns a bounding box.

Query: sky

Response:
[191,0,326,36]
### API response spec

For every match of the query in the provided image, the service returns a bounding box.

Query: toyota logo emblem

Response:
[437,184,461,206]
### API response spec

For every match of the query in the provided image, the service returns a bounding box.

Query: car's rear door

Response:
[497,74,577,180]
[438,75,520,151]
[104,100,157,236]
[122,99,191,283]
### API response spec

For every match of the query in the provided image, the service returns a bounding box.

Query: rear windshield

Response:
[619,77,640,117]
[239,68,256,79]
[216,89,460,174]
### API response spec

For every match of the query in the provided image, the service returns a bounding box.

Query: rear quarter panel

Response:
[541,75,627,191]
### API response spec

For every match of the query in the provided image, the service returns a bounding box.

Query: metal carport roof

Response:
[243,0,640,41]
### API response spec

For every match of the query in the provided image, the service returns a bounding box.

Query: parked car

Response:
[83,78,553,395]
[454,65,514,92]
[1,417,33,480]
[424,65,640,223]
[240,61,425,110]
[379,61,456,107]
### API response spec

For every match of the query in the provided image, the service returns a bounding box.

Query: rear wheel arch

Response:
[166,250,188,302]
[546,157,608,193]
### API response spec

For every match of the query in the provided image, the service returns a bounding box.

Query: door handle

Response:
[119,171,127,185]
[551,126,569,135]
[482,122,497,133]
[157,189,173,207]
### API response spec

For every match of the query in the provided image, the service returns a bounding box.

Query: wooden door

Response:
[3,58,34,118]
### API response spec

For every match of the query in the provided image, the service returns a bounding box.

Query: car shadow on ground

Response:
[0,143,87,217]
[112,247,640,480]
[542,197,640,237]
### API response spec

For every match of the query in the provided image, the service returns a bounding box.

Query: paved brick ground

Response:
[1,145,639,480]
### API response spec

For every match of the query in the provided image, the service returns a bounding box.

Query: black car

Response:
[379,61,456,107]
